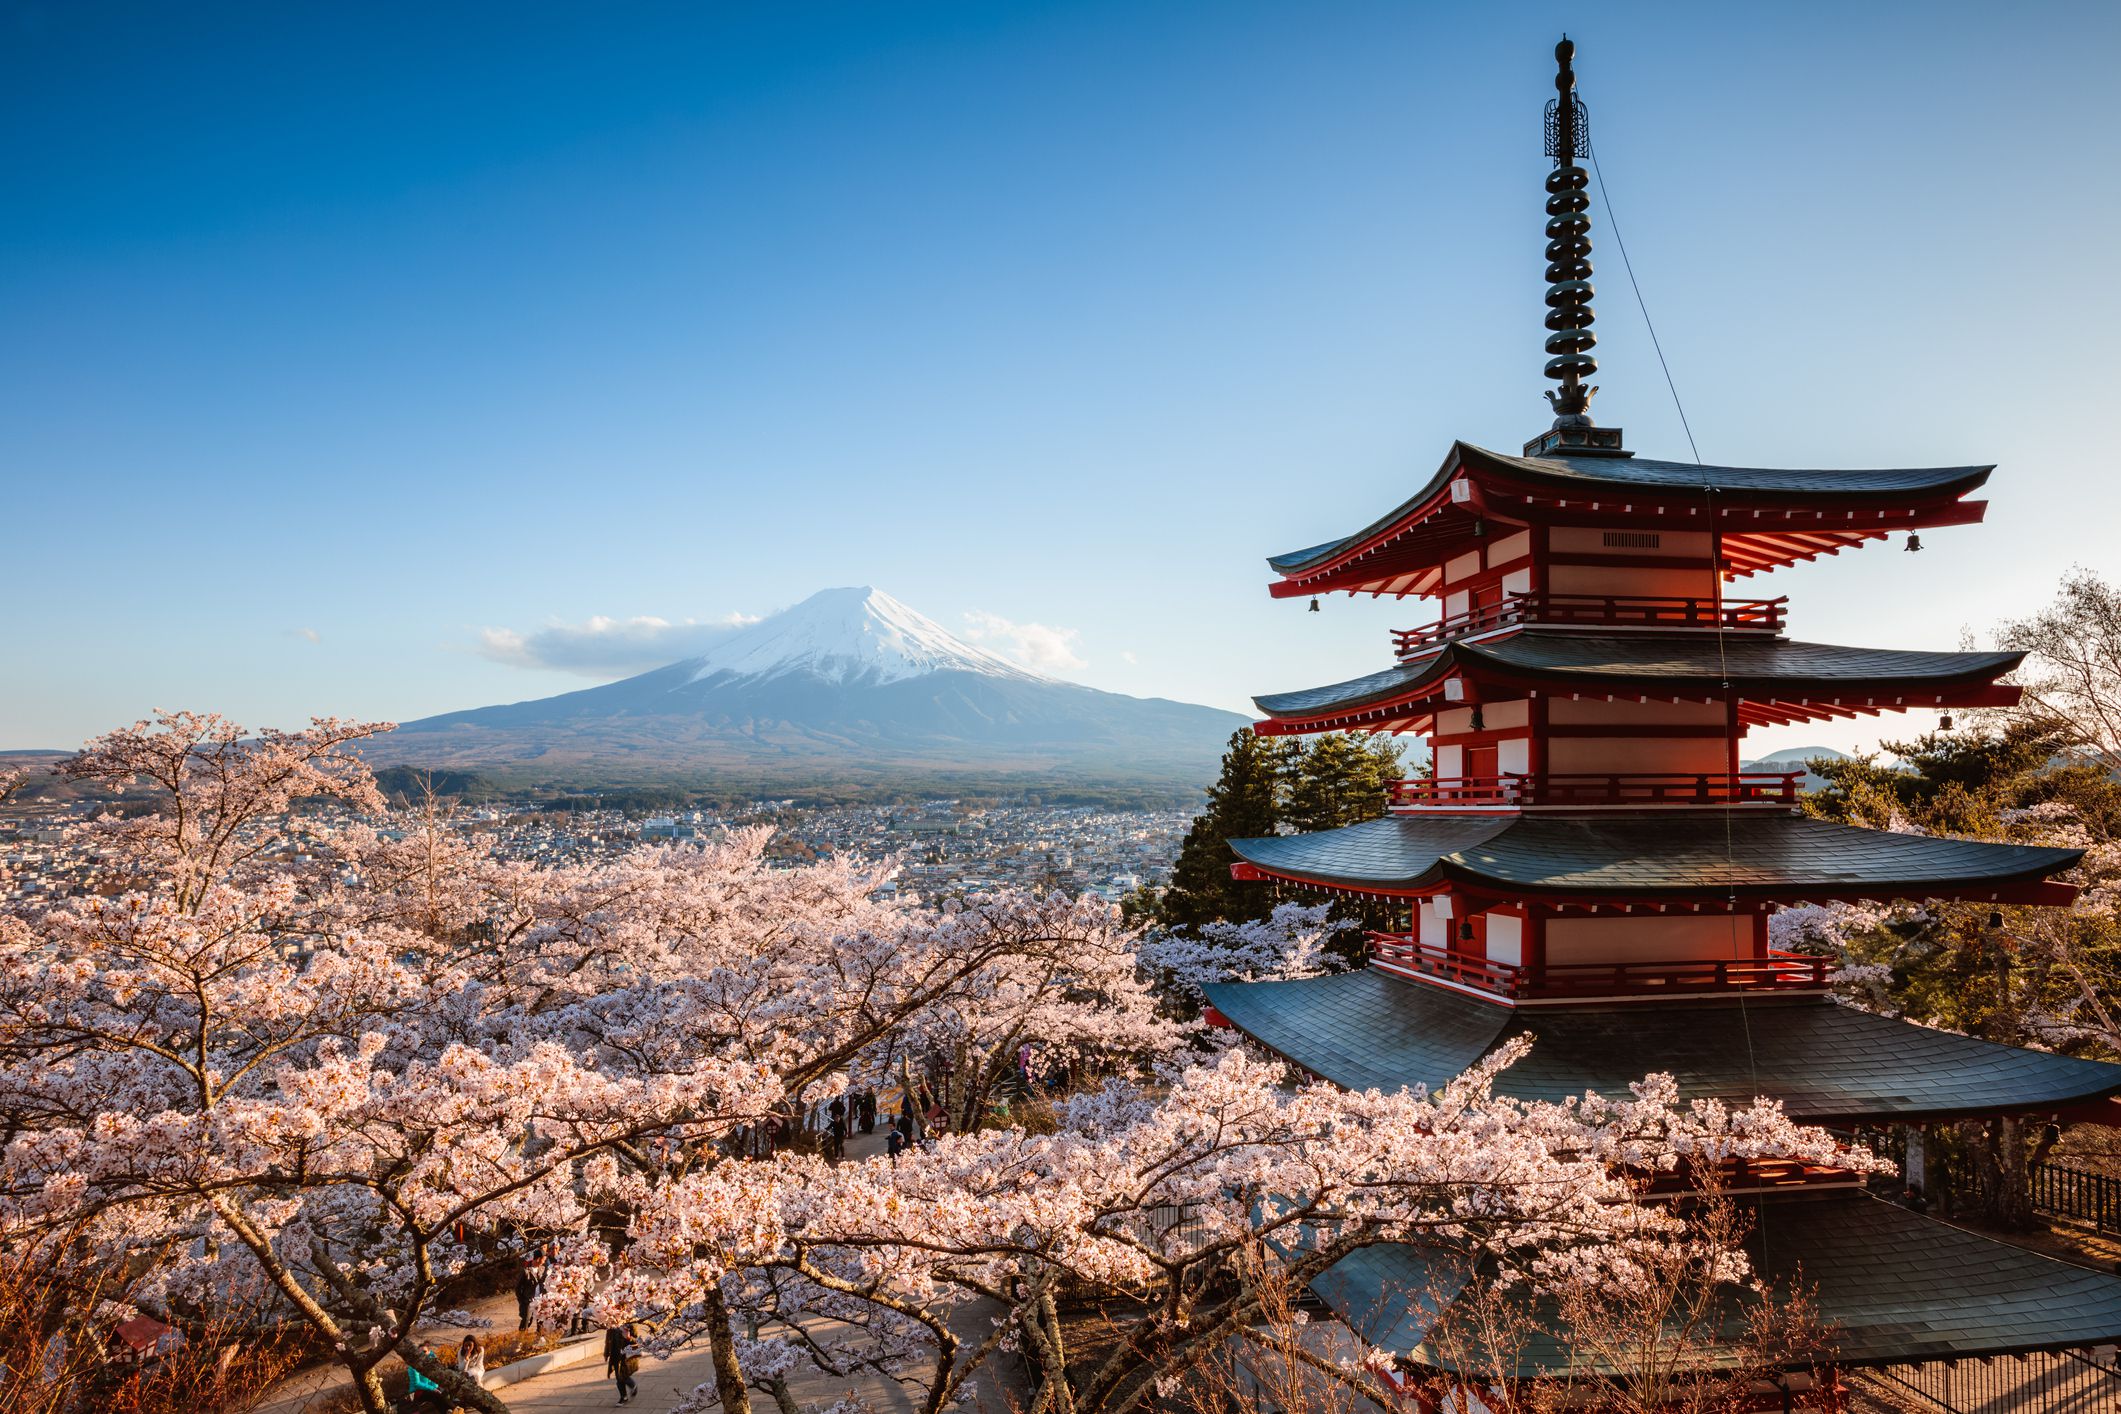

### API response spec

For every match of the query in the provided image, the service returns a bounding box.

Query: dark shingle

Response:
[1200,968,2121,1121]
[1313,1193,2121,1372]
[1267,441,1992,575]
[1228,814,2081,897]
[1252,630,2023,720]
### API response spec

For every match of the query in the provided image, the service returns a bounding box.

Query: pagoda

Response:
[1202,38,2121,1402]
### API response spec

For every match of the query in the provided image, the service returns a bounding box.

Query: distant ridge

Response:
[364,588,1249,795]
[1742,745,1851,793]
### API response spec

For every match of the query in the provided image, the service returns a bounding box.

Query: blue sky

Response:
[4,1,2117,761]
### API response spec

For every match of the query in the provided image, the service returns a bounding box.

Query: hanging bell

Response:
[1472,518,1488,538]
[1905,534,1923,553]
[1458,920,1475,942]
[1939,713,1954,731]
[1308,597,1321,613]
[1469,706,1486,732]
[1988,910,2005,929]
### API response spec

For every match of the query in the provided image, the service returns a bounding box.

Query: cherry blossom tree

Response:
[2000,569,2121,775]
[1139,900,1339,1000]
[2,714,1199,1414]
[587,1043,1873,1414]
[53,711,391,909]
[0,850,780,1413]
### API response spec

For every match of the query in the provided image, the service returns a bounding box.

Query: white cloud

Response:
[960,610,1088,674]
[476,613,758,678]
[293,627,321,644]
[1120,650,1138,666]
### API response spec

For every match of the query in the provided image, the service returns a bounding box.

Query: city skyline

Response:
[6,1,2118,763]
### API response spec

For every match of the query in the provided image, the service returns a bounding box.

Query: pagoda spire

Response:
[1527,36,1625,457]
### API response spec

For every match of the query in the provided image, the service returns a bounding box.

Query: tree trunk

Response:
[700,1283,753,1414]
[399,1340,514,1414]
[1997,1114,2036,1229]
[348,1362,392,1414]
[1955,1116,2038,1230]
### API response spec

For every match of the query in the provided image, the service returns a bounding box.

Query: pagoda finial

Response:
[1527,36,1625,458]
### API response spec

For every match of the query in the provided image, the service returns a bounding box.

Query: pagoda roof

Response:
[1199,967,2121,1123]
[1266,442,1992,595]
[1252,630,2023,734]
[1226,813,2080,903]
[1315,1191,2121,1373]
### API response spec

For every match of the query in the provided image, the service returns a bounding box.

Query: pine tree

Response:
[1158,730,1290,929]
[1157,730,1407,930]
[1284,733,1406,835]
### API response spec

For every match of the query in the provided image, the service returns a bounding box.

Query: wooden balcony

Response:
[1392,593,1787,657]
[1387,770,1803,811]
[1367,932,1833,1000]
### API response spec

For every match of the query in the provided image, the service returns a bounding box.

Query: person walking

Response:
[455,1334,485,1387]
[514,1257,539,1331]
[607,1322,642,1404]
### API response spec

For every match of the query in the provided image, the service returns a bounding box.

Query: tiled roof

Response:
[1227,814,2081,898]
[1316,1192,2121,1371]
[1200,968,2121,1121]
[1267,441,1993,575]
[1467,444,1995,499]
[1252,631,2024,719]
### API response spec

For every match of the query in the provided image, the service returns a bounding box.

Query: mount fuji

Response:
[369,588,1248,796]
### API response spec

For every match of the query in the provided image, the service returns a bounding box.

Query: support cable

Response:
[1596,129,1773,1229]
[1588,138,1703,465]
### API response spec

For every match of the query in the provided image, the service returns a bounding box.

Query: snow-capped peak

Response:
[681,587,1047,687]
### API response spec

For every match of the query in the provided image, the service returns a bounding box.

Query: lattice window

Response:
[1601,531,1661,549]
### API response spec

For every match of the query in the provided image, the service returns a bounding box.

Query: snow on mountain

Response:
[371,587,1249,791]
[681,587,1044,688]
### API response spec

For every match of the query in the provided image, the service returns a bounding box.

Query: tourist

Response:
[826,1111,847,1163]
[514,1257,539,1331]
[887,1127,905,1165]
[407,1346,445,1404]
[607,1322,641,1404]
[456,1334,485,1386]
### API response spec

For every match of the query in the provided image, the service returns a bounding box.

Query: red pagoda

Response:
[1202,38,2121,1402]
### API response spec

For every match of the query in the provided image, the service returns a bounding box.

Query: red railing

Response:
[1388,777,1520,807]
[1367,933,1833,1000]
[1387,770,1802,810]
[1367,932,1522,992]
[1392,593,1787,656]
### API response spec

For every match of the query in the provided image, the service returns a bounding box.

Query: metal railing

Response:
[1388,770,1803,810]
[2032,1162,2121,1235]
[1367,934,1832,1000]
[1852,1346,2121,1412]
[1138,1201,1210,1251]
[1392,593,1787,655]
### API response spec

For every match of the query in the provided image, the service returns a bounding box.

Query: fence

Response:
[1139,1201,1210,1251]
[2032,1162,2121,1235]
[1852,1347,2121,1411]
